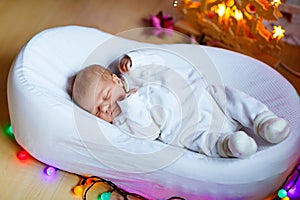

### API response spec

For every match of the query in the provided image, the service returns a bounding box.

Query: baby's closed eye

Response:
[103,90,110,100]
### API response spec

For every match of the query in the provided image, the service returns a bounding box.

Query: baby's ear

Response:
[111,74,122,85]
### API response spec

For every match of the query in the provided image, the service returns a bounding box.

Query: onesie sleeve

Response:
[126,49,166,70]
[113,91,160,140]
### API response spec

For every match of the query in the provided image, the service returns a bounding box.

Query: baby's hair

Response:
[72,65,112,106]
[67,75,76,98]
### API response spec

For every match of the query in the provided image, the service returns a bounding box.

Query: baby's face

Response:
[94,74,126,122]
[80,73,126,123]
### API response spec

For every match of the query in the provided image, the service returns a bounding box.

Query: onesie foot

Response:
[254,111,290,144]
[217,131,258,158]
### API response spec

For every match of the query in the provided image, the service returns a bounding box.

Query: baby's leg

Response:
[208,85,289,144]
[188,130,257,158]
[217,131,258,158]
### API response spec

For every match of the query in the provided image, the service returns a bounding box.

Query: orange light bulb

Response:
[73,185,83,197]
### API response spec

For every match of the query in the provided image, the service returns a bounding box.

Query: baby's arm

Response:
[113,91,160,140]
[118,49,166,74]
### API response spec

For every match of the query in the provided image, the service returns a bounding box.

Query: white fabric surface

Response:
[7,25,300,199]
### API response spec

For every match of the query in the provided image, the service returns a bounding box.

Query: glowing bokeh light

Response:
[272,25,285,41]
[270,0,281,7]
[73,185,83,197]
[3,124,14,139]
[17,150,29,160]
[86,178,94,185]
[45,166,56,176]
[278,189,288,198]
[216,3,226,17]
[98,192,112,200]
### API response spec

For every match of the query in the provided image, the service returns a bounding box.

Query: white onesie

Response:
[113,49,269,156]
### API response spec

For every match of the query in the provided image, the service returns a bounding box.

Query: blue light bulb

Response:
[45,166,56,176]
[98,192,112,200]
[278,189,288,198]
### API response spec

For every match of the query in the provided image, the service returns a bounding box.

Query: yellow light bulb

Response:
[226,0,235,7]
[234,9,243,20]
[272,25,285,40]
[217,3,226,17]
[271,0,281,7]
[173,0,178,7]
[73,185,83,197]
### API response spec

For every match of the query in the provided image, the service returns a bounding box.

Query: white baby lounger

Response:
[7,26,300,199]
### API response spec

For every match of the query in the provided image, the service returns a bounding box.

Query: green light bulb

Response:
[3,124,14,139]
[278,189,288,198]
[98,192,112,200]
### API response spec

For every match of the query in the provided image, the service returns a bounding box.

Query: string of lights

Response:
[2,124,300,199]
[72,174,186,200]
[274,163,300,200]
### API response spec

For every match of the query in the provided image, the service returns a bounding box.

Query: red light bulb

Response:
[86,178,94,185]
[17,150,29,160]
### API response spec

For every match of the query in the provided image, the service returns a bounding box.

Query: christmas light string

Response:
[73,174,186,200]
[78,175,140,200]
[274,163,300,200]
[74,166,300,200]
[3,124,300,199]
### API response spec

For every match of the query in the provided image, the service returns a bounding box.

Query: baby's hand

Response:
[118,55,132,74]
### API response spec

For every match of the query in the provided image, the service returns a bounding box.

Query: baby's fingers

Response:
[119,65,129,74]
[125,61,131,73]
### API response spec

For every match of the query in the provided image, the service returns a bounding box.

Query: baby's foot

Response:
[254,111,290,144]
[217,131,258,158]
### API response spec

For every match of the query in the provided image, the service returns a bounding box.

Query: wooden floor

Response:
[0,1,299,199]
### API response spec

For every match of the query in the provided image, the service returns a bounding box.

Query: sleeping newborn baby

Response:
[72,49,290,158]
